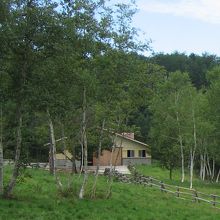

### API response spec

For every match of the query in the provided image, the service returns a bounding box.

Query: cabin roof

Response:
[115,133,149,147]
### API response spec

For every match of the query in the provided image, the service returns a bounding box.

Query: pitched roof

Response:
[103,128,150,148]
[56,150,72,160]
[115,133,149,147]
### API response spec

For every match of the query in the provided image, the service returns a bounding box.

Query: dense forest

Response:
[0,0,220,198]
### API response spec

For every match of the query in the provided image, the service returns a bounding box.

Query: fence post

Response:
[160,181,165,192]
[176,187,180,197]
[149,177,152,187]
[211,194,216,207]
[193,190,198,203]
[145,177,149,186]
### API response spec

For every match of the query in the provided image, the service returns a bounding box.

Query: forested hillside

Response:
[0,0,220,198]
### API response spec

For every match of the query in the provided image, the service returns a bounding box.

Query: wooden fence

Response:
[110,170,220,209]
[143,176,220,209]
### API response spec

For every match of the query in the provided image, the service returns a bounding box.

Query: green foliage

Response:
[1,0,152,163]
[206,67,220,162]
[149,72,192,169]
[1,0,220,200]
[150,52,219,88]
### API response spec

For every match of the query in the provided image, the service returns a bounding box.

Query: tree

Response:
[150,71,195,181]
[1,0,153,199]
[206,67,220,182]
[1,0,63,197]
[2,0,36,197]
[150,52,219,89]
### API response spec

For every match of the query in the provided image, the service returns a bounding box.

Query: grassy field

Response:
[136,165,220,195]
[0,166,220,220]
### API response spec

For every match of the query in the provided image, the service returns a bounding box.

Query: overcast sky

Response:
[131,0,220,56]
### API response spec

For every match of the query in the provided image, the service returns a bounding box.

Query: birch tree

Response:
[2,0,37,197]
[189,92,197,189]
[150,72,193,181]
[91,118,105,199]
[184,89,207,188]
[79,87,88,199]
[207,67,220,182]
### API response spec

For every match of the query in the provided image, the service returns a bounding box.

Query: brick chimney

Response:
[122,132,134,140]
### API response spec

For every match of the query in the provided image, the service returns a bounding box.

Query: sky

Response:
[129,0,220,56]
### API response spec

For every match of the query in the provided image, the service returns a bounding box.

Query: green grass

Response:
[136,165,220,195]
[0,166,220,220]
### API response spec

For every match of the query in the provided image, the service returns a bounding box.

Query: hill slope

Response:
[0,167,220,220]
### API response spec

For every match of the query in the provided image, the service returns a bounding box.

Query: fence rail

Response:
[147,176,220,208]
[111,169,220,210]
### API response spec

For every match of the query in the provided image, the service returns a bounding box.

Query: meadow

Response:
[0,165,220,220]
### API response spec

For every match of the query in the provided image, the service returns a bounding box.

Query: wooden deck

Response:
[87,166,131,175]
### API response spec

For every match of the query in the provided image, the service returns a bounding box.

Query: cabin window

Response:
[127,150,134,158]
[138,150,146,157]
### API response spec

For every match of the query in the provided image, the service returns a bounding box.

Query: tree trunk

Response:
[106,133,122,199]
[189,150,194,189]
[106,139,116,199]
[200,153,207,181]
[0,106,3,195]
[4,109,22,198]
[216,169,220,183]
[200,154,203,180]
[79,87,88,199]
[190,107,197,189]
[176,111,185,183]
[91,119,105,199]
[206,154,212,179]
[47,109,56,176]
[47,112,66,192]
[202,153,206,181]
[78,132,88,199]
[79,131,84,175]
[212,159,215,181]
[179,135,184,183]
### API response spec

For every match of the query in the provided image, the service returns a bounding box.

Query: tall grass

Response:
[0,166,219,220]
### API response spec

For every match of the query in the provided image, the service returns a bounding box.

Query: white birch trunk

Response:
[79,132,84,175]
[48,118,66,191]
[206,154,212,179]
[202,153,206,181]
[106,133,123,199]
[91,119,105,199]
[200,154,203,180]
[179,135,185,183]
[190,106,197,189]
[4,110,22,197]
[212,159,215,181]
[78,133,88,199]
[175,93,185,183]
[106,136,116,199]
[216,169,220,183]
[47,109,56,176]
[79,88,88,199]
[190,150,194,189]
